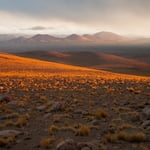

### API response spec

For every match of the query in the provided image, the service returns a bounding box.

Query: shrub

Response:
[0,137,15,147]
[105,131,146,143]
[75,124,90,136]
[117,131,146,142]
[48,125,58,135]
[93,109,108,119]
[40,137,54,148]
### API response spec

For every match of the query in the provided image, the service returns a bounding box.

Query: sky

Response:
[0,0,150,36]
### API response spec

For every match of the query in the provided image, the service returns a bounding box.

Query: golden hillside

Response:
[0,53,98,76]
[0,53,149,81]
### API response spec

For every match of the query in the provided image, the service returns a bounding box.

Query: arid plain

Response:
[0,53,150,150]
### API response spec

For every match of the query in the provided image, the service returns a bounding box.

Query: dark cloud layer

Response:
[1,0,150,23]
[0,0,150,35]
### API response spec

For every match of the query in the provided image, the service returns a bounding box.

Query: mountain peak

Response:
[93,31,128,41]
[66,34,90,41]
[66,34,81,39]
[32,34,54,39]
[94,31,121,37]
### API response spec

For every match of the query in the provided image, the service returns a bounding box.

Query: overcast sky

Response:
[0,0,150,36]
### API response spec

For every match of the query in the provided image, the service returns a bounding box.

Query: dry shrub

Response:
[105,131,146,143]
[105,133,118,143]
[48,125,58,135]
[75,124,91,136]
[117,131,146,142]
[0,137,15,146]
[93,109,108,119]
[40,137,54,148]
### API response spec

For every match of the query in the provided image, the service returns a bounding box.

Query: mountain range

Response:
[1,31,150,52]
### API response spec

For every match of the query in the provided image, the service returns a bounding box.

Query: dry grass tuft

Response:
[105,133,118,143]
[117,131,146,142]
[0,137,15,146]
[119,123,137,130]
[0,113,30,128]
[75,124,91,136]
[0,120,14,128]
[140,145,149,150]
[15,117,27,127]
[48,125,58,135]
[5,113,20,119]
[105,131,146,143]
[40,137,54,148]
[93,109,108,119]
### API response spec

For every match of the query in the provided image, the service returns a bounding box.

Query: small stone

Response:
[37,105,46,111]
[24,136,32,140]
[89,119,99,126]
[0,130,22,138]
[56,139,78,150]
[81,147,91,150]
[51,102,66,112]
[0,95,11,103]
[77,142,93,150]
[74,109,83,114]
[44,113,51,118]
[131,114,140,122]
[142,120,150,128]
[7,101,19,106]
[143,106,150,119]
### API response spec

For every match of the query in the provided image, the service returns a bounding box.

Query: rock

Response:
[56,139,78,150]
[142,120,150,128]
[24,136,32,140]
[36,105,46,111]
[81,147,91,150]
[44,113,51,118]
[0,130,22,138]
[7,101,19,106]
[89,119,99,126]
[99,144,107,150]
[77,142,93,150]
[51,102,66,112]
[121,101,129,106]
[0,95,11,103]
[130,114,140,122]
[143,106,150,119]
[74,109,83,114]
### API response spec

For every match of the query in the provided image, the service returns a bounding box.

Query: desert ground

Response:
[0,53,150,150]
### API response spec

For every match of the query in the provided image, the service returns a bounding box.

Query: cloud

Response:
[24,26,55,31]
[0,0,150,36]
[29,26,48,30]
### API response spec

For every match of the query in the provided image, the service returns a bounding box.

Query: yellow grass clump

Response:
[40,137,54,148]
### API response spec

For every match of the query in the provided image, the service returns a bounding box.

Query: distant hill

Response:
[0,34,19,41]
[16,51,150,76]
